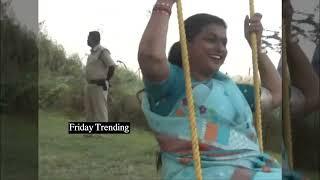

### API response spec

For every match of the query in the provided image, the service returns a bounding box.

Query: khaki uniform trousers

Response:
[85,81,109,122]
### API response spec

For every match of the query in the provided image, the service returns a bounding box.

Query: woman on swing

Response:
[138,0,282,179]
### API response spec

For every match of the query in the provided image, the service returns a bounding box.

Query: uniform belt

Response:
[88,79,108,90]
[88,79,106,84]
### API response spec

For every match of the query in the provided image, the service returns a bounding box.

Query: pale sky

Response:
[35,0,283,76]
[35,0,314,76]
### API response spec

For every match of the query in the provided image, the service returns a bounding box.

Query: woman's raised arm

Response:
[138,0,176,82]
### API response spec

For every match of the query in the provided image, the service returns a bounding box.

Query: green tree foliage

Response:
[1,0,38,112]
[38,31,86,115]
[108,67,147,128]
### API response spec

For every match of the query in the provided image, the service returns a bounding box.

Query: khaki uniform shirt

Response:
[85,44,115,81]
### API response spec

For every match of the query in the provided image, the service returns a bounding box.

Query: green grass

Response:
[1,113,38,179]
[39,110,160,180]
[39,110,319,180]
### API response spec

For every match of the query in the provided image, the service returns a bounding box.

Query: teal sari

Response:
[142,69,281,180]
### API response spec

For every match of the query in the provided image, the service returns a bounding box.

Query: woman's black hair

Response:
[168,13,227,67]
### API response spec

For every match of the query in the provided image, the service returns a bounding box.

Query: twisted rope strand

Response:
[282,18,294,170]
[176,1,203,179]
[249,0,264,152]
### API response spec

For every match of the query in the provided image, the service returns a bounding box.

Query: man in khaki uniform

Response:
[85,31,116,122]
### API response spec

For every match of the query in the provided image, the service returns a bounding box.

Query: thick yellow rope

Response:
[249,0,264,152]
[282,18,294,170]
[176,1,203,180]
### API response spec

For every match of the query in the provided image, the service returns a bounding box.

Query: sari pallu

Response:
[142,72,281,180]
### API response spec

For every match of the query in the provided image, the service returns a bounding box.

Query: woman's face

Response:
[188,23,228,77]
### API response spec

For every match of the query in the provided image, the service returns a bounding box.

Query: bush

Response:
[108,67,149,129]
[1,1,38,113]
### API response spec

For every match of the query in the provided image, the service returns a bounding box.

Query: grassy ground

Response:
[39,110,160,180]
[1,113,38,180]
[39,110,319,180]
